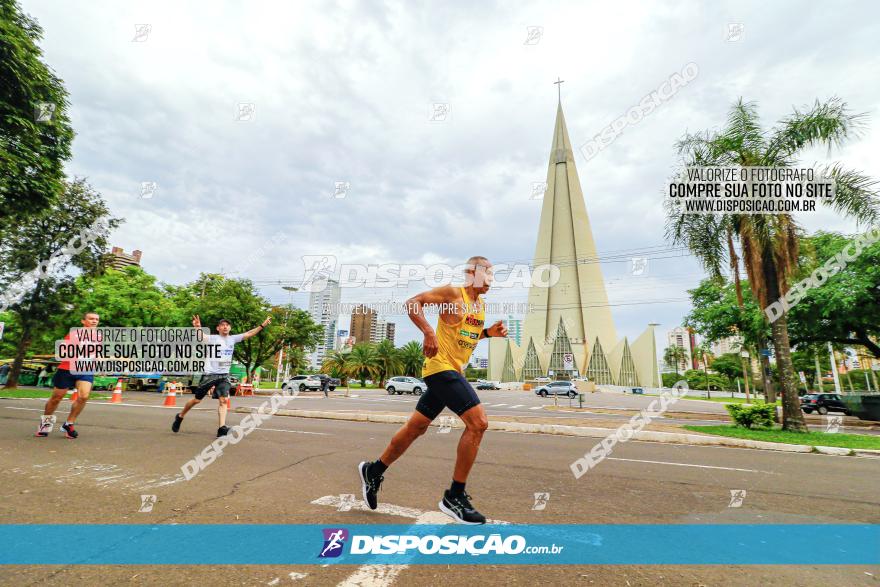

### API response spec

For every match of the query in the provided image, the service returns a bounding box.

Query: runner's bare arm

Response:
[241,316,272,340]
[481,320,507,339]
[406,286,460,358]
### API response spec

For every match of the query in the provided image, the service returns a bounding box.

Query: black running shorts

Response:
[193,375,232,400]
[415,370,481,420]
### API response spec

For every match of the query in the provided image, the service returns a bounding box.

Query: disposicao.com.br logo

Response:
[321,528,563,557]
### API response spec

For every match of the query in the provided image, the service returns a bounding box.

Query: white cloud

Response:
[21,0,880,347]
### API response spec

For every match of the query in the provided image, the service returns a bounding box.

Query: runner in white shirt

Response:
[172,314,270,437]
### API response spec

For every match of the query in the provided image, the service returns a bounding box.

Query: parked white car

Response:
[534,376,552,382]
[282,374,336,392]
[386,376,427,395]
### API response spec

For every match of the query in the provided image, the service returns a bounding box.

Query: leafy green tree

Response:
[0,0,74,220]
[399,340,425,377]
[0,179,119,388]
[786,231,880,357]
[668,97,880,432]
[175,275,323,382]
[711,352,744,381]
[346,343,380,387]
[70,266,185,327]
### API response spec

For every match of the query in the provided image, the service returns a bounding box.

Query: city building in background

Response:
[666,326,694,373]
[710,335,743,357]
[307,279,340,369]
[350,304,376,345]
[385,322,396,345]
[106,246,142,270]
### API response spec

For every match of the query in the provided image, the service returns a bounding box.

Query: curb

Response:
[234,407,880,456]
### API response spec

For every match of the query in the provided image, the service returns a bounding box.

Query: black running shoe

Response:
[358,461,383,510]
[217,425,229,437]
[172,414,183,433]
[439,490,486,524]
[61,422,78,439]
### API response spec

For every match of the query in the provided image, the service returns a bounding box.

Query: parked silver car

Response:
[386,376,427,395]
[534,381,578,398]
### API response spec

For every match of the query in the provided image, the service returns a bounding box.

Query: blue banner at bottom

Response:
[0,524,876,565]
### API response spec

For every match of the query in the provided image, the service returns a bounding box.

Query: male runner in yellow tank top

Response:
[358,256,507,524]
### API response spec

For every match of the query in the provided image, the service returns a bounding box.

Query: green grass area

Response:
[684,395,781,405]
[0,388,109,399]
[683,424,880,450]
[644,392,780,405]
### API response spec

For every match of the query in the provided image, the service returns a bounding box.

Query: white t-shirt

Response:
[205,333,245,375]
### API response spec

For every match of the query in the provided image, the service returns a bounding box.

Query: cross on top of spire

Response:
[553,77,565,103]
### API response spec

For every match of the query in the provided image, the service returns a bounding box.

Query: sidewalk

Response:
[234,405,880,458]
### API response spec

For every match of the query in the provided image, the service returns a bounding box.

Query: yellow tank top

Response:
[423,287,485,377]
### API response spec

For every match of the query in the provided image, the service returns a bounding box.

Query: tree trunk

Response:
[769,313,808,432]
[728,232,752,401]
[4,328,33,390]
[814,355,824,392]
[739,354,751,402]
[759,342,776,402]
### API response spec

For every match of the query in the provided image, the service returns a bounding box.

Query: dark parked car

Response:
[475,380,500,390]
[801,393,851,415]
[534,381,578,398]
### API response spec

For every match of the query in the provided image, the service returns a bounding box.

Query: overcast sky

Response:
[23,0,880,354]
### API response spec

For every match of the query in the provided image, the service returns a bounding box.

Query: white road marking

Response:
[529,406,543,410]
[255,427,330,436]
[510,405,525,409]
[607,457,770,473]
[312,495,509,587]
[491,403,507,407]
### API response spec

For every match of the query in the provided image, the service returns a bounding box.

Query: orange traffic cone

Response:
[110,378,123,403]
[163,382,177,407]
[70,390,79,403]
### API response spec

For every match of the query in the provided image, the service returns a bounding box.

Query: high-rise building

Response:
[503,315,522,346]
[350,304,376,345]
[106,247,142,270]
[372,318,387,343]
[385,322,396,345]
[665,326,693,373]
[487,97,658,386]
[710,335,743,358]
[307,279,340,369]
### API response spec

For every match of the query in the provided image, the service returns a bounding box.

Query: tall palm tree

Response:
[663,345,687,375]
[321,350,350,384]
[399,340,425,377]
[374,339,404,388]
[667,97,879,432]
[346,343,380,387]
[692,343,715,394]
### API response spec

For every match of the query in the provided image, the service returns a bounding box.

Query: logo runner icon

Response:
[319,528,349,558]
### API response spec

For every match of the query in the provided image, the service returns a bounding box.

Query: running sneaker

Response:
[217,425,229,437]
[172,414,183,433]
[35,415,56,437]
[439,490,486,524]
[358,461,384,510]
[61,422,78,439]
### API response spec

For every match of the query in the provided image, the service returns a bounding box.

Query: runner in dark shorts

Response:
[415,370,481,420]
[358,256,508,524]
[36,312,101,439]
[171,314,270,438]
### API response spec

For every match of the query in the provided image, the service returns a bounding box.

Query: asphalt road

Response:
[1,394,878,586]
